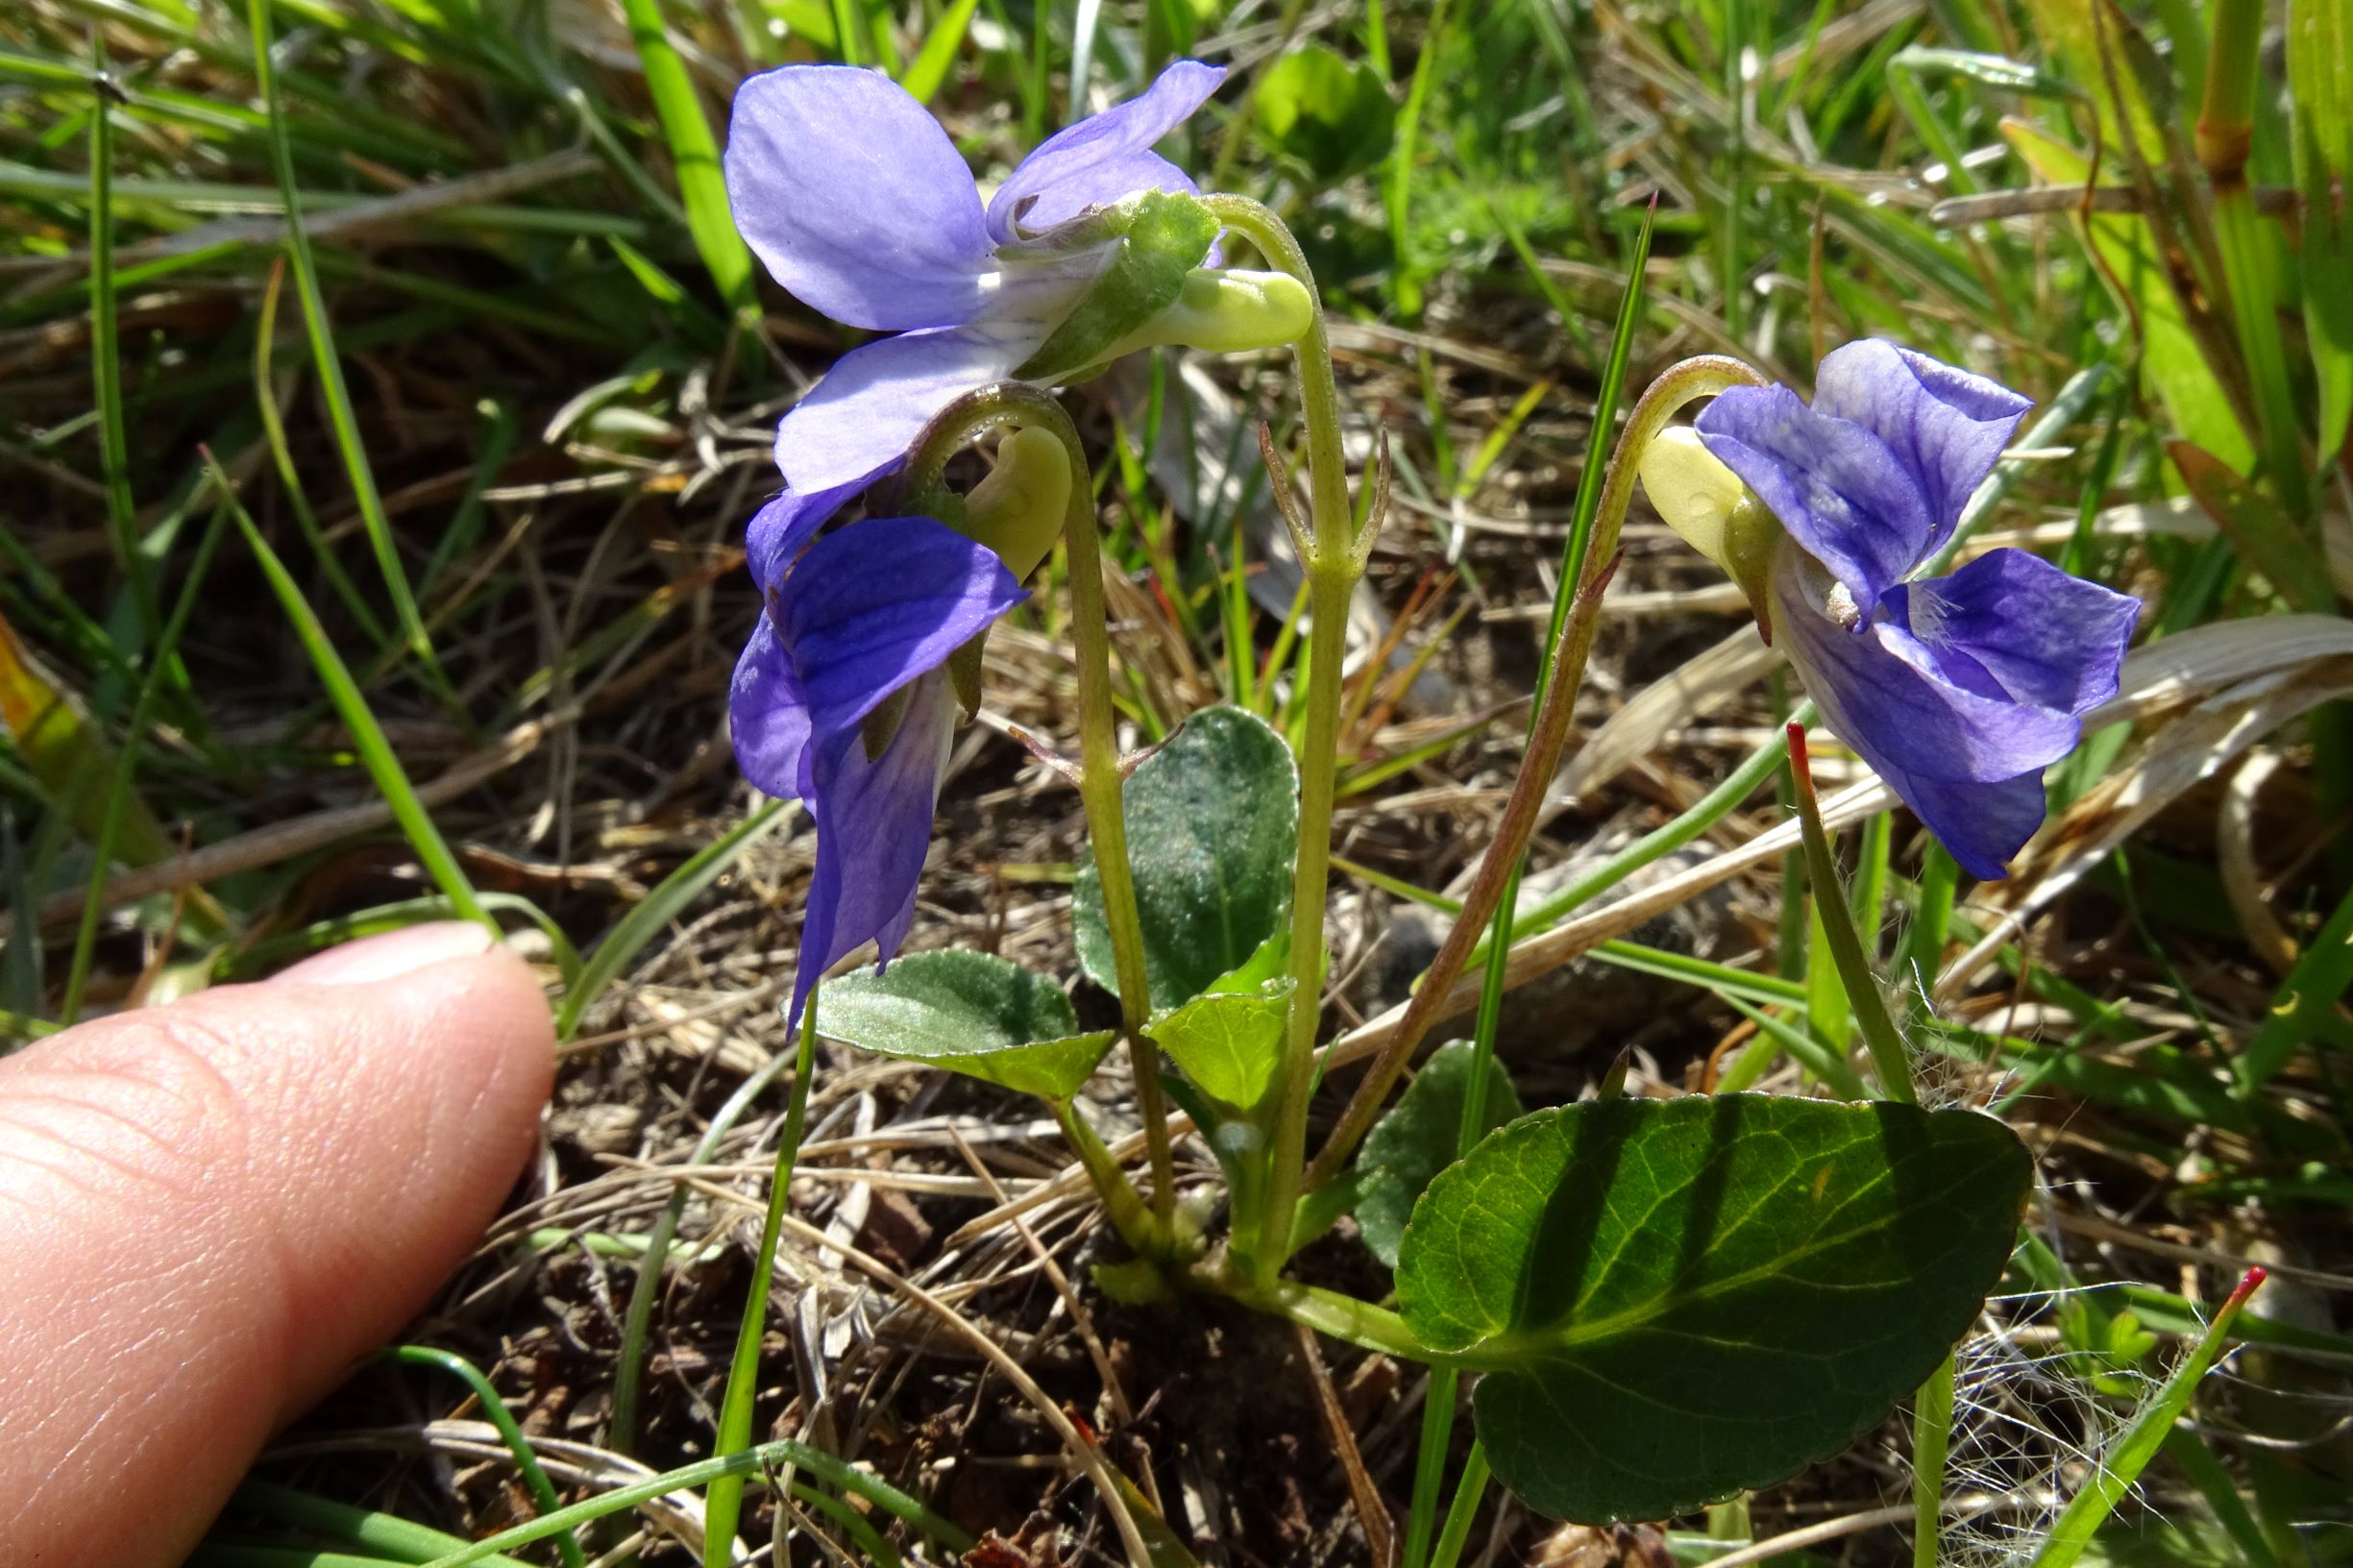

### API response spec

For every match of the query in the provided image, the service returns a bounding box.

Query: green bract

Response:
[1017,190,1222,382]
[1395,1095,2030,1523]
[815,950,1115,1100]
[1074,705,1299,1013]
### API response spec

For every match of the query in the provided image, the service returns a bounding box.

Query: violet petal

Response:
[987,60,1225,241]
[1881,549,2139,718]
[1698,381,1938,606]
[1810,340,2032,551]
[725,64,993,331]
[728,612,814,802]
[790,671,960,1024]
[1772,557,2084,786]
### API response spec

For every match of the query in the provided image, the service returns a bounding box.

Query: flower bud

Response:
[1637,427,1780,631]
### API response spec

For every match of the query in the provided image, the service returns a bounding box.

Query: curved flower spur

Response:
[723,60,1308,499]
[1639,340,2141,878]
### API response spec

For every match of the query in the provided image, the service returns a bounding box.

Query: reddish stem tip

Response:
[2229,1265,2268,1307]
[1784,721,1816,800]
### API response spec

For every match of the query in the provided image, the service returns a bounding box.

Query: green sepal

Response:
[945,634,987,722]
[859,681,914,762]
[957,423,1069,581]
[1017,189,1221,383]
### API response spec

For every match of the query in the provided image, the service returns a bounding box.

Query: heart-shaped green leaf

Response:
[1397,1094,2029,1523]
[1075,706,1299,1013]
[1258,45,1397,181]
[816,950,1114,1101]
[1148,979,1294,1111]
[1352,1040,1525,1268]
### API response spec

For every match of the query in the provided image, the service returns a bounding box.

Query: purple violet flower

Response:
[724,60,1226,500]
[1690,341,2141,879]
[731,484,1025,1023]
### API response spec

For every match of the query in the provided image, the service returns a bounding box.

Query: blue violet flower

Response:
[732,482,1026,1023]
[1639,340,2140,878]
[724,60,1236,499]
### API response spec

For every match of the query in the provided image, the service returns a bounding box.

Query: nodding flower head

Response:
[724,61,1305,503]
[1641,340,2140,879]
[731,481,1027,1025]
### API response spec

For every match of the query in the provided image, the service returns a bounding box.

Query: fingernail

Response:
[275,921,498,987]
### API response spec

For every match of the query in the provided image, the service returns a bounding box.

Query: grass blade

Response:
[86,46,156,641]
[211,453,490,931]
[2029,1268,2267,1568]
[243,0,451,699]
[702,989,819,1566]
[617,0,756,312]
[60,501,230,1025]
[553,799,788,1038]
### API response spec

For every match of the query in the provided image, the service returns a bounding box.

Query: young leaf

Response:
[1148,979,1294,1111]
[1075,705,1299,1012]
[816,950,1115,1100]
[1352,1040,1525,1268]
[1395,1095,2030,1523]
[1257,44,1397,181]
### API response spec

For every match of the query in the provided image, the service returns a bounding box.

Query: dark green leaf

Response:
[1075,706,1299,1012]
[1258,45,1397,181]
[1353,1040,1525,1268]
[816,950,1114,1101]
[1396,1095,2029,1523]
[1148,979,1294,1111]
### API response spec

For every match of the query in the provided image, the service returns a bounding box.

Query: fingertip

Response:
[0,940,556,1563]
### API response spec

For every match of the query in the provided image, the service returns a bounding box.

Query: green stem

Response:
[1784,723,1915,1103]
[2028,1268,2266,1568]
[1911,1351,1954,1568]
[1305,354,1768,1190]
[702,991,820,1567]
[1427,1439,1490,1568]
[902,386,1173,1236]
[1197,1264,1434,1361]
[1200,196,1357,1283]
[609,1028,806,1455]
[1053,1095,1161,1255]
[2197,0,2309,516]
[1400,1371,1458,1568]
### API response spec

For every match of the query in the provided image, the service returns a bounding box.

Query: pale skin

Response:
[0,921,555,1564]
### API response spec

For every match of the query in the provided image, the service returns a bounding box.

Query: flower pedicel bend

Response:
[1641,340,2141,878]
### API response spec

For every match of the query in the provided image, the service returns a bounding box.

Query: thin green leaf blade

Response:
[618,0,756,309]
[1396,1095,2030,1523]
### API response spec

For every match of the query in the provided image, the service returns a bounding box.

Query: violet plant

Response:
[707,61,2142,1564]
